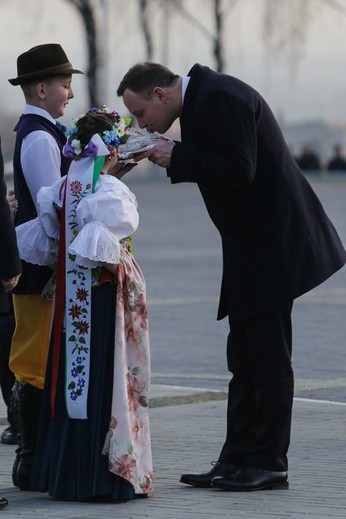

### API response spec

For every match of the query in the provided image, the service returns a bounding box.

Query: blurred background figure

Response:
[327,144,346,171]
[295,143,321,171]
[0,135,22,512]
[1,188,19,445]
[0,151,21,446]
[0,293,17,445]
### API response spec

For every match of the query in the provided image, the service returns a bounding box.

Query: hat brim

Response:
[9,65,84,86]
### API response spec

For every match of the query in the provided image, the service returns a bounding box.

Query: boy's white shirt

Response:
[20,104,62,206]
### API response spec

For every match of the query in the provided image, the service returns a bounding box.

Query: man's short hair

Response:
[117,62,179,99]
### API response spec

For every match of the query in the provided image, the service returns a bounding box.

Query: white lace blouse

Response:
[15,173,139,269]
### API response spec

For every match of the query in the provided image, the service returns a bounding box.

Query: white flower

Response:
[117,118,127,137]
[100,104,111,113]
[71,139,82,155]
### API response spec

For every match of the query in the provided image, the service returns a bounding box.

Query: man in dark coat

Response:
[117,63,346,492]
[0,136,22,511]
[0,140,21,288]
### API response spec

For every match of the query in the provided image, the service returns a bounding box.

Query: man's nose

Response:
[136,117,146,129]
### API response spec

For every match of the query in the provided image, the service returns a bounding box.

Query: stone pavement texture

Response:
[1,397,346,518]
[1,171,346,517]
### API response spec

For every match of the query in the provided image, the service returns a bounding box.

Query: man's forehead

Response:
[123,90,148,114]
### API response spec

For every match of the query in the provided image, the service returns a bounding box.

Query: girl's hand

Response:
[109,161,138,179]
[102,147,138,179]
[102,148,119,175]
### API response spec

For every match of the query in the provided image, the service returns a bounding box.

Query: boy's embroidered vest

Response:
[13,114,71,294]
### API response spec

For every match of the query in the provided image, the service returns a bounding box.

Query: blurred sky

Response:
[1,0,346,127]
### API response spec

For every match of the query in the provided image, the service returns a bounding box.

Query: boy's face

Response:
[40,75,74,119]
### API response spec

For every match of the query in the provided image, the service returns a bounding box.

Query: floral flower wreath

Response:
[63,104,131,160]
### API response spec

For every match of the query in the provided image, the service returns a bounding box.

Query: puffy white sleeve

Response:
[67,175,139,267]
[15,178,65,265]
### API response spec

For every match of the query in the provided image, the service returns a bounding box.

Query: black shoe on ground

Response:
[180,462,239,488]
[211,466,288,491]
[0,497,9,510]
[1,425,18,445]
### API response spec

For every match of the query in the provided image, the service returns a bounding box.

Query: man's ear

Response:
[152,87,167,103]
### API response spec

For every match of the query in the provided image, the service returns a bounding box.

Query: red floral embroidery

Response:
[70,180,83,195]
[68,304,83,319]
[75,287,89,302]
[74,320,90,335]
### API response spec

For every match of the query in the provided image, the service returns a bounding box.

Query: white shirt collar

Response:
[181,76,190,104]
[24,104,57,125]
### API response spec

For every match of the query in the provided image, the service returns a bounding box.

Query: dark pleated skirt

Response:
[31,282,135,501]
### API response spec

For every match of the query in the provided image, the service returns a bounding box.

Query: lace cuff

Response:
[68,220,121,268]
[16,219,58,265]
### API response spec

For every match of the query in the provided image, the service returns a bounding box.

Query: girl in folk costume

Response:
[15,107,153,501]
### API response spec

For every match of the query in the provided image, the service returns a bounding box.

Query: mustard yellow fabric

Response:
[10,294,53,389]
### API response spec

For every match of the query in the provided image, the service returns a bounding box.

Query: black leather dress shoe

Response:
[1,425,18,445]
[211,466,288,491]
[180,462,239,488]
[0,497,9,510]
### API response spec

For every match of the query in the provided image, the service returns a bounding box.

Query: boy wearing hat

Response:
[8,43,83,491]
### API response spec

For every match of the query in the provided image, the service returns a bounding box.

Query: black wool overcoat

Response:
[168,64,346,322]
[0,137,21,282]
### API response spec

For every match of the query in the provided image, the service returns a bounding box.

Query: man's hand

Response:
[7,188,18,213]
[1,274,21,292]
[134,140,175,168]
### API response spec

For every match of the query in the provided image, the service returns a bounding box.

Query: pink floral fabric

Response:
[102,244,153,494]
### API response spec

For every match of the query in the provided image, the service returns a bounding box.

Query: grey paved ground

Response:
[0,170,345,517]
[1,398,346,518]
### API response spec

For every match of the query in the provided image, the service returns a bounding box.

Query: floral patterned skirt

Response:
[31,260,152,501]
